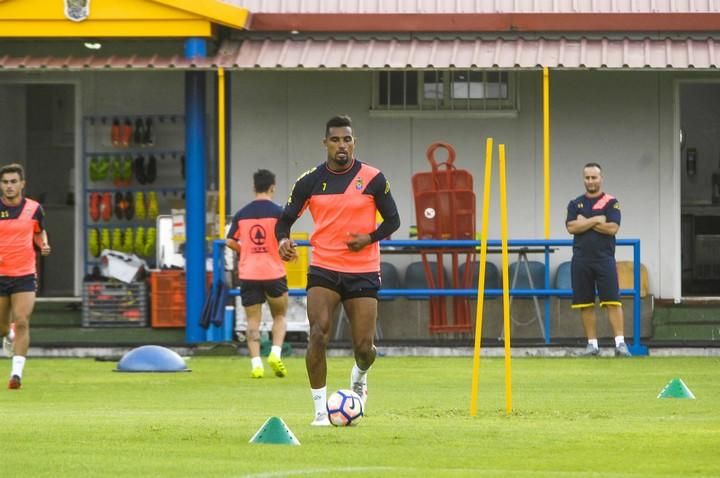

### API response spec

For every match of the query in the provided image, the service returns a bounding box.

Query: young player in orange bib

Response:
[227,169,289,379]
[0,163,51,390]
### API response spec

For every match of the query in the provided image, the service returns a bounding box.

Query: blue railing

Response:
[211,238,647,355]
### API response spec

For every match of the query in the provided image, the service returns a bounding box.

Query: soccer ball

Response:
[326,389,364,426]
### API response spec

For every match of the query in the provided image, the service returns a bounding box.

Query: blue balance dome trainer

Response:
[115,345,190,372]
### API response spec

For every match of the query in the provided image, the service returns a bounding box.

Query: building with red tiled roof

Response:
[1,1,718,343]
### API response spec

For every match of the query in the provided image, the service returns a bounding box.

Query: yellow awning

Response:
[150,0,249,30]
[0,0,249,38]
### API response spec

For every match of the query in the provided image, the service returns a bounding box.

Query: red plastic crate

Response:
[150,270,187,328]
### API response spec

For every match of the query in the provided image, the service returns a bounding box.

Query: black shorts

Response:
[0,274,38,296]
[571,257,621,308]
[239,277,288,307]
[307,266,380,301]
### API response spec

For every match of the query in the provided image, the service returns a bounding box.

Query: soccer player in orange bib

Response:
[276,115,400,425]
[0,163,51,390]
[227,169,289,379]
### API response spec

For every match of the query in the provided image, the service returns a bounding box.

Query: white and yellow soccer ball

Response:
[326,389,364,426]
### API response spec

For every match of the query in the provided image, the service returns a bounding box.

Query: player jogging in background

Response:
[226,169,289,379]
[0,163,52,390]
[276,115,400,426]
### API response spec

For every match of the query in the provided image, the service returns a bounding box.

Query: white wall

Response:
[551,71,664,288]
[4,68,711,300]
[82,71,186,115]
[230,69,681,297]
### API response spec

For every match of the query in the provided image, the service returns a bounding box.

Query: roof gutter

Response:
[248,13,720,33]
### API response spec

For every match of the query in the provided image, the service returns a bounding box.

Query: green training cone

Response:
[657,378,696,399]
[249,417,301,445]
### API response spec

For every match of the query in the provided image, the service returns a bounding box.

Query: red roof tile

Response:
[215,37,720,69]
[3,36,720,70]
[0,54,216,70]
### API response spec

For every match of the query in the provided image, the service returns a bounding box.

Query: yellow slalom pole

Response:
[217,67,227,238]
[469,137,494,417]
[498,144,513,415]
[543,67,551,239]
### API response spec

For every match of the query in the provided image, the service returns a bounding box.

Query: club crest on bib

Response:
[65,0,90,22]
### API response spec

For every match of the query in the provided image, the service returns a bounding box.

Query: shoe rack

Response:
[82,114,186,274]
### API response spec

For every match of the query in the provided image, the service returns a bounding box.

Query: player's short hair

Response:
[325,115,353,137]
[253,169,275,193]
[0,163,25,181]
[584,162,602,171]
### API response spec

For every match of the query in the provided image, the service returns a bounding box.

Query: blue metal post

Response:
[543,247,551,343]
[184,38,207,343]
[184,38,207,59]
[629,240,648,355]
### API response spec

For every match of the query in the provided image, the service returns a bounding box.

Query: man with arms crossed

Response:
[227,169,289,379]
[566,162,631,357]
[276,115,400,425]
[0,163,52,389]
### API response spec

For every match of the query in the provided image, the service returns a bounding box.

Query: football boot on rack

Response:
[100,228,111,252]
[111,118,121,147]
[121,118,133,148]
[134,155,147,185]
[134,191,146,220]
[133,118,145,146]
[111,228,123,251]
[134,227,145,256]
[88,228,100,258]
[89,193,101,221]
[101,192,113,221]
[143,227,157,256]
[110,156,123,186]
[88,156,99,182]
[96,155,110,181]
[145,154,157,184]
[143,117,154,146]
[123,228,134,254]
[147,191,159,220]
[124,191,135,220]
[114,191,125,220]
[116,155,133,187]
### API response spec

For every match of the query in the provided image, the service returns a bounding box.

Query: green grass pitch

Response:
[1,355,719,477]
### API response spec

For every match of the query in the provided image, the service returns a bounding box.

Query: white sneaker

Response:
[350,370,368,410]
[310,412,331,427]
[2,326,14,358]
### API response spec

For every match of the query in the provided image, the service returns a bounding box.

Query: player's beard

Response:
[334,152,350,168]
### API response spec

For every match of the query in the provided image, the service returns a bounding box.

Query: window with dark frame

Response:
[377,71,419,107]
[374,70,515,112]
